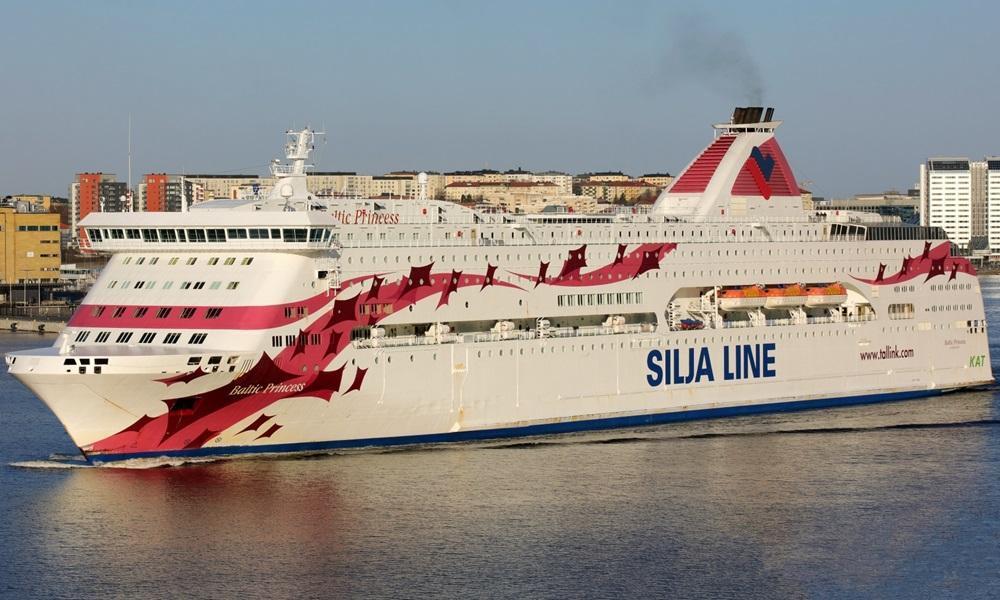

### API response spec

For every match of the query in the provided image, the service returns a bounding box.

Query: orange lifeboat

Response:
[718,285,766,310]
[764,284,807,308]
[805,283,848,306]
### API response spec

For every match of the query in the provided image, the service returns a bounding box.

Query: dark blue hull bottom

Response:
[87,387,957,464]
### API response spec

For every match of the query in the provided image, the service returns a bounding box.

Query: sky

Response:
[1,0,998,199]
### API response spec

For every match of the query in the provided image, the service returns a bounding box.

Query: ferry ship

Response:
[6,107,993,462]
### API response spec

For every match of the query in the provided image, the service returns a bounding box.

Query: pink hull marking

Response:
[853,241,976,286]
[70,289,338,330]
[87,262,524,455]
[512,243,676,287]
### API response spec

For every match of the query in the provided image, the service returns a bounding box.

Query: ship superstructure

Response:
[6,110,993,462]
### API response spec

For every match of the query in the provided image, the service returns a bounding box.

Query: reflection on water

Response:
[2,277,1000,597]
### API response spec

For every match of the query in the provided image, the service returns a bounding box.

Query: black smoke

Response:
[657,13,765,105]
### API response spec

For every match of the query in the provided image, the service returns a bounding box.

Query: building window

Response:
[205,307,223,319]
[164,332,181,344]
[134,307,149,318]
[241,257,254,266]
[112,306,127,318]
[208,257,220,266]
[188,333,208,344]
[138,332,156,344]
[92,306,106,318]
[224,257,236,265]
[116,332,133,343]
[193,281,205,290]
[156,307,171,319]
[180,307,196,319]
[74,331,90,343]
[95,331,111,343]
[227,281,239,290]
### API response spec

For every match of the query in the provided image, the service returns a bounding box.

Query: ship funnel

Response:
[731,106,774,124]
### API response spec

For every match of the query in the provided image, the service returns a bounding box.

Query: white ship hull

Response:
[5,111,993,462]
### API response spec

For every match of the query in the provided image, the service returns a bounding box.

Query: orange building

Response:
[143,173,168,212]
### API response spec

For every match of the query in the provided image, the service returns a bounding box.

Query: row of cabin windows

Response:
[343,244,907,266]
[73,330,205,345]
[271,333,322,347]
[107,280,240,290]
[340,228,827,244]
[887,303,915,320]
[930,304,975,313]
[284,307,309,318]
[122,256,253,266]
[929,283,973,292]
[557,292,643,307]
[89,306,225,320]
[89,228,331,244]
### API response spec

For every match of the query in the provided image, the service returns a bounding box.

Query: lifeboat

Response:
[718,285,766,310]
[805,283,848,307]
[764,284,807,308]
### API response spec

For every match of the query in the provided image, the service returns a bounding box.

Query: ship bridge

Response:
[79,210,339,252]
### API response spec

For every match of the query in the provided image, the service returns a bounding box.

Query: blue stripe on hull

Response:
[87,388,950,464]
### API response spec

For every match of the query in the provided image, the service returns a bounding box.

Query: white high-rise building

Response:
[988,158,1000,254]
[920,158,976,249]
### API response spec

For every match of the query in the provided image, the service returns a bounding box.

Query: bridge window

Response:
[282,228,307,242]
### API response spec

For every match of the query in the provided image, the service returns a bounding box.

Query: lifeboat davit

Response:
[805,283,848,306]
[718,285,766,310]
[764,284,807,308]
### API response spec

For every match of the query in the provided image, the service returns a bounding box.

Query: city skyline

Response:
[2,1,998,198]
